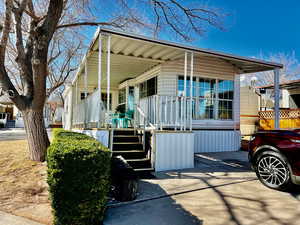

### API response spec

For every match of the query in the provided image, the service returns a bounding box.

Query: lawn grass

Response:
[0,139,52,224]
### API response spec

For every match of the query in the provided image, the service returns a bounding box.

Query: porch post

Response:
[184,52,188,96]
[98,32,102,127]
[274,68,280,129]
[189,52,194,131]
[107,35,111,112]
[182,51,188,130]
[84,61,89,127]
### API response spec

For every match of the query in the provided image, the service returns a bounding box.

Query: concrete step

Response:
[126,158,152,169]
[133,168,154,172]
[112,150,146,159]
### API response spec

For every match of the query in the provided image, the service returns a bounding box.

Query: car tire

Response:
[255,151,293,191]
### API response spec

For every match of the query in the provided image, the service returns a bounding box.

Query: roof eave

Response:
[99,28,284,70]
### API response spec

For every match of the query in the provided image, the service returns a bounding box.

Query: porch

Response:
[63,28,283,172]
[67,28,280,132]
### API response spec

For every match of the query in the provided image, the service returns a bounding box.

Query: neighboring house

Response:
[240,79,300,134]
[258,79,300,109]
[0,94,63,128]
[0,95,22,128]
[257,79,300,130]
[63,28,282,172]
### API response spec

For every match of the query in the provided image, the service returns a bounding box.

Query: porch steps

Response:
[112,129,154,174]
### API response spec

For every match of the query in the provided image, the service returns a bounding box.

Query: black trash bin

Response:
[111,156,138,202]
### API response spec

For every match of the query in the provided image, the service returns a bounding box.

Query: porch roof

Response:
[257,78,300,90]
[72,27,283,87]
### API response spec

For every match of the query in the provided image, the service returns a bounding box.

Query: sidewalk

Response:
[0,211,44,225]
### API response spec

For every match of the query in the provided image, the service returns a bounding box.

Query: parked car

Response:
[249,129,300,190]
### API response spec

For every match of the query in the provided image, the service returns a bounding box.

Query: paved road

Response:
[0,129,27,141]
[0,129,52,141]
[105,151,300,225]
[0,211,43,225]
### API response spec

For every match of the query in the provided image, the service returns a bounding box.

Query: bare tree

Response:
[0,0,226,161]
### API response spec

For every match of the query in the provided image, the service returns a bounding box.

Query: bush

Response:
[47,129,111,225]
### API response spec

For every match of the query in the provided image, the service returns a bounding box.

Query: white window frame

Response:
[177,75,234,121]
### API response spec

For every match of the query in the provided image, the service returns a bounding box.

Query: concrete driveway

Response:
[105,151,300,225]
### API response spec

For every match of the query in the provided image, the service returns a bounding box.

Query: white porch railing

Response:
[138,95,193,130]
[72,93,195,130]
[73,90,106,127]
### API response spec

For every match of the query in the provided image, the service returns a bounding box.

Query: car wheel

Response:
[255,151,293,191]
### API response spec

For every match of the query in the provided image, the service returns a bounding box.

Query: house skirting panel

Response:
[194,130,241,153]
[72,129,109,147]
[154,132,194,172]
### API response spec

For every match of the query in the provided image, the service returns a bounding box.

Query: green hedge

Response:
[47,129,111,225]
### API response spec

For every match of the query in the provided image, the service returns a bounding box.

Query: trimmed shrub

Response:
[47,129,111,225]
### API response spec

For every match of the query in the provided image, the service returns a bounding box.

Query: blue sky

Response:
[196,0,300,60]
[87,0,299,62]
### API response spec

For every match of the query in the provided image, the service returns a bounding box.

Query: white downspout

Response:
[189,52,194,131]
[182,51,188,131]
[107,35,111,113]
[98,32,102,128]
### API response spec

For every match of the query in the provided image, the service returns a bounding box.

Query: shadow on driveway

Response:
[105,151,300,225]
[105,180,203,225]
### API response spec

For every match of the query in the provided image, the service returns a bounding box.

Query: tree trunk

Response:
[23,109,50,161]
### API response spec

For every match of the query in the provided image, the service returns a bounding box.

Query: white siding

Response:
[134,65,161,85]
[154,132,194,171]
[157,73,177,96]
[194,130,241,153]
[158,56,238,96]
[240,86,259,135]
[63,86,73,130]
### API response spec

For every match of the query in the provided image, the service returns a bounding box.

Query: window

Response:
[128,87,135,111]
[117,87,135,112]
[101,93,112,109]
[177,76,234,120]
[140,77,157,98]
[177,76,196,97]
[198,78,216,119]
[118,88,126,105]
[218,80,234,120]
[80,92,90,100]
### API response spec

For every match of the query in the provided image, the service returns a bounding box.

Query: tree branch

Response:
[0,0,13,62]
[56,21,122,29]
